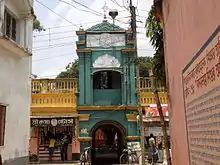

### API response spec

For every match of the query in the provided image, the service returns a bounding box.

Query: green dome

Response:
[86,20,124,31]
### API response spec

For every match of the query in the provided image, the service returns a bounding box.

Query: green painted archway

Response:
[90,120,127,164]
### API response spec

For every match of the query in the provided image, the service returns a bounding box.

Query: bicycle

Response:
[80,146,91,165]
[147,150,159,165]
[120,148,139,165]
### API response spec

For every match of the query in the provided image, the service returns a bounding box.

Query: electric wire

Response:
[34,35,76,43]
[35,0,80,28]
[59,0,103,17]
[33,30,75,37]
[62,0,128,24]
[38,21,101,30]
[110,0,125,8]
[33,52,74,62]
[33,42,75,51]
[70,0,102,16]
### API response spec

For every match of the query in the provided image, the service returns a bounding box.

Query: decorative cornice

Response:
[126,30,133,34]
[121,48,136,53]
[126,114,137,122]
[127,136,140,140]
[76,40,86,45]
[127,40,135,45]
[76,31,86,35]
[77,106,138,111]
[76,49,92,53]
[78,114,90,121]
[86,30,126,34]
[78,137,92,142]
[0,36,32,57]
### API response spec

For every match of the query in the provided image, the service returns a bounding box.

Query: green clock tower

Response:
[75,18,139,164]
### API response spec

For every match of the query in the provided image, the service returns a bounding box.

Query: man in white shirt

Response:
[149,133,156,147]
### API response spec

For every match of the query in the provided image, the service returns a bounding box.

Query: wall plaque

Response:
[93,54,120,68]
[182,26,220,165]
[86,33,125,48]
[31,117,75,127]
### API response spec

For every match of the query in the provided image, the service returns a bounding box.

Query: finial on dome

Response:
[79,20,84,30]
[102,1,108,22]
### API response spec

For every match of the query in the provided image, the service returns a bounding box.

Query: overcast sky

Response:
[32,0,154,78]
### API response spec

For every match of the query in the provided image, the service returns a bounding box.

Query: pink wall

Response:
[72,138,80,153]
[29,128,39,155]
[162,0,220,165]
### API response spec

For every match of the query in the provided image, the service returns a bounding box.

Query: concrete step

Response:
[39,156,61,161]
[39,153,61,157]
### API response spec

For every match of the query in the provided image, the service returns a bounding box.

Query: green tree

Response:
[138,56,153,77]
[33,16,45,32]
[146,6,165,83]
[57,59,79,78]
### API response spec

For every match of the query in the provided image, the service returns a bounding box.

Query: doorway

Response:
[90,121,126,165]
[39,126,73,147]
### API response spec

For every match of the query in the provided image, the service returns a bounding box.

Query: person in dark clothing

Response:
[61,133,69,161]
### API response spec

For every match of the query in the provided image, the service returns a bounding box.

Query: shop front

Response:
[143,104,170,148]
[29,117,80,162]
[142,104,170,163]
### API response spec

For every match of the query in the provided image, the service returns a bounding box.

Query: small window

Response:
[0,105,6,146]
[4,10,17,42]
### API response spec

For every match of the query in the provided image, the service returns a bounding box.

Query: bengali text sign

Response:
[182,26,220,165]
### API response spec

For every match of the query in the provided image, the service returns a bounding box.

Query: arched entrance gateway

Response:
[90,121,126,165]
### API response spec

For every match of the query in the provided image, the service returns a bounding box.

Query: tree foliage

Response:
[145,6,165,83]
[57,57,152,78]
[33,16,45,32]
[57,59,79,78]
[138,56,153,77]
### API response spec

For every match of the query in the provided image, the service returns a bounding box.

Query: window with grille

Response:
[4,10,17,42]
[0,105,6,146]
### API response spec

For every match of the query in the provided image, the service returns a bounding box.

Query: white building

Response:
[0,0,34,164]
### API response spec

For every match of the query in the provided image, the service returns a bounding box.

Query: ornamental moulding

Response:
[93,54,120,68]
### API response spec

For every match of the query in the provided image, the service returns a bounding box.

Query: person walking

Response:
[149,143,158,165]
[48,135,56,162]
[148,133,158,164]
[149,133,156,147]
[60,133,69,161]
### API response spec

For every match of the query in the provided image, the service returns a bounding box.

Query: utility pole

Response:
[129,1,145,165]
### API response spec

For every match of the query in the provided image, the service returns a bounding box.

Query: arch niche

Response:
[90,120,126,165]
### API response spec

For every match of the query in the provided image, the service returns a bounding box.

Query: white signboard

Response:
[86,33,126,48]
[147,127,170,136]
[182,27,220,165]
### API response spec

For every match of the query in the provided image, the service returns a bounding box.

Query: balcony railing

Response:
[32,78,78,94]
[139,77,165,92]
[141,92,167,106]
